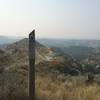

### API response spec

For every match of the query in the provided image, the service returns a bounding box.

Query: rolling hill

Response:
[0,38,84,77]
[0,38,100,75]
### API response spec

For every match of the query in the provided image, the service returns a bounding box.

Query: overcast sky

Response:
[0,0,100,39]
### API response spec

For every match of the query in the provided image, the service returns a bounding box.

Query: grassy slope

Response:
[36,75,100,100]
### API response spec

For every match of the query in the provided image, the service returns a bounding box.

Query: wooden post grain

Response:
[29,30,35,100]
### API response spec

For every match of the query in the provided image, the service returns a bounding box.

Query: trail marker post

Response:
[29,30,35,100]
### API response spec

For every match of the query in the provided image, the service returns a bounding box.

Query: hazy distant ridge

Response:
[0,36,23,45]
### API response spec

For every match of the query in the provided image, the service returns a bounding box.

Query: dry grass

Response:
[0,72,28,100]
[35,75,100,100]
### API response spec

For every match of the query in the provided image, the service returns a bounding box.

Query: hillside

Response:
[0,36,22,45]
[6,38,55,64]
[1,38,100,75]
[38,39,100,48]
[80,49,100,74]
[52,46,94,61]
[0,38,100,100]
[3,38,80,76]
[38,39,100,61]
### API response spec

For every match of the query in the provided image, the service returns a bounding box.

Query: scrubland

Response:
[36,75,100,100]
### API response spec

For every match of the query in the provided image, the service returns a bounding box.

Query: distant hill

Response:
[0,36,23,45]
[38,39,100,61]
[52,46,94,61]
[1,38,100,76]
[0,38,80,76]
[38,38,100,48]
[6,38,53,64]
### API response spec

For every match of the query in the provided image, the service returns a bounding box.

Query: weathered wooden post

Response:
[29,30,35,100]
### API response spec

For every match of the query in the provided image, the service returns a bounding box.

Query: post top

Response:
[29,29,35,41]
[29,29,35,36]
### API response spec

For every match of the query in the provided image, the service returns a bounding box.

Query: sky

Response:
[0,0,100,39]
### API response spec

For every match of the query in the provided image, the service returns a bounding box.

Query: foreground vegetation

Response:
[36,74,100,100]
[0,71,28,100]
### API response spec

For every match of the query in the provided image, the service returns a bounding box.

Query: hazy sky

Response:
[0,0,100,39]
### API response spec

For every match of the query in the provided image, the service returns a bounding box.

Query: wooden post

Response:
[29,30,35,100]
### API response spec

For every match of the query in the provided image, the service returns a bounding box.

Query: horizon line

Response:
[1,35,100,40]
